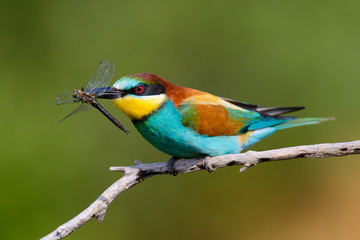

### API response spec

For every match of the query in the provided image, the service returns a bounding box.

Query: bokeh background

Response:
[1,0,360,239]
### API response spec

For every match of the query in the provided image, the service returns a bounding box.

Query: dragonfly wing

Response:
[58,103,93,123]
[87,60,115,95]
[55,92,79,105]
[97,62,115,89]
[86,59,109,90]
[86,59,114,90]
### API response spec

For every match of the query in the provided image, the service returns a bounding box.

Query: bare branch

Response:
[40,140,360,240]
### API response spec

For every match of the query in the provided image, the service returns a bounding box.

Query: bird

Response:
[96,73,331,174]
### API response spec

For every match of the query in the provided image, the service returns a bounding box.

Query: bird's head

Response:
[96,73,171,121]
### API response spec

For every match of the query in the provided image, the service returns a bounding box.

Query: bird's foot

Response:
[239,161,258,173]
[167,157,180,176]
[202,156,216,173]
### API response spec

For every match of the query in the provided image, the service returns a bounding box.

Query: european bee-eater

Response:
[96,73,331,173]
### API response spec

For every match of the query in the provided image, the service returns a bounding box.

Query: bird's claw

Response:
[202,156,216,173]
[239,161,258,173]
[167,157,179,176]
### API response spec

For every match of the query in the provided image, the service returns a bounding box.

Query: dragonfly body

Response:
[72,88,96,104]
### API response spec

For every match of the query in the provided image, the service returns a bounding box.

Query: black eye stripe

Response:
[131,84,165,96]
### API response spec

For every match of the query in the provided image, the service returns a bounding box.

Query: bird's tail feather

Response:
[240,117,334,151]
[274,117,334,130]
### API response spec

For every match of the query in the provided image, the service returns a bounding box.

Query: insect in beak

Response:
[93,87,125,99]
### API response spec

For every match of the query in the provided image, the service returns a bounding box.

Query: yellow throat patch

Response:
[112,94,166,120]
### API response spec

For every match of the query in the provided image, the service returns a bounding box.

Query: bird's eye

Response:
[135,85,145,93]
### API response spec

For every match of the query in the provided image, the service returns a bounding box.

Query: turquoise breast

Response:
[133,100,243,158]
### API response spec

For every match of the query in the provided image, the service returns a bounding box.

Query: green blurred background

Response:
[1,0,360,239]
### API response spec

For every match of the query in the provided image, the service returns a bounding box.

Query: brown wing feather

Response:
[174,91,257,136]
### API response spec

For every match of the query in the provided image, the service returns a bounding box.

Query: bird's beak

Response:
[92,87,124,99]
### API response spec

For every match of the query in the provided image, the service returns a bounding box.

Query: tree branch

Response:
[40,140,360,240]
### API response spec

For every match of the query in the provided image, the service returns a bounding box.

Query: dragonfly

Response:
[55,59,129,134]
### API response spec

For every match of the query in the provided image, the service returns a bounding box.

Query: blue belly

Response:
[133,101,243,158]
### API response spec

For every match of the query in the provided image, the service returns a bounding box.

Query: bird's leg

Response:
[202,156,216,173]
[167,156,180,176]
